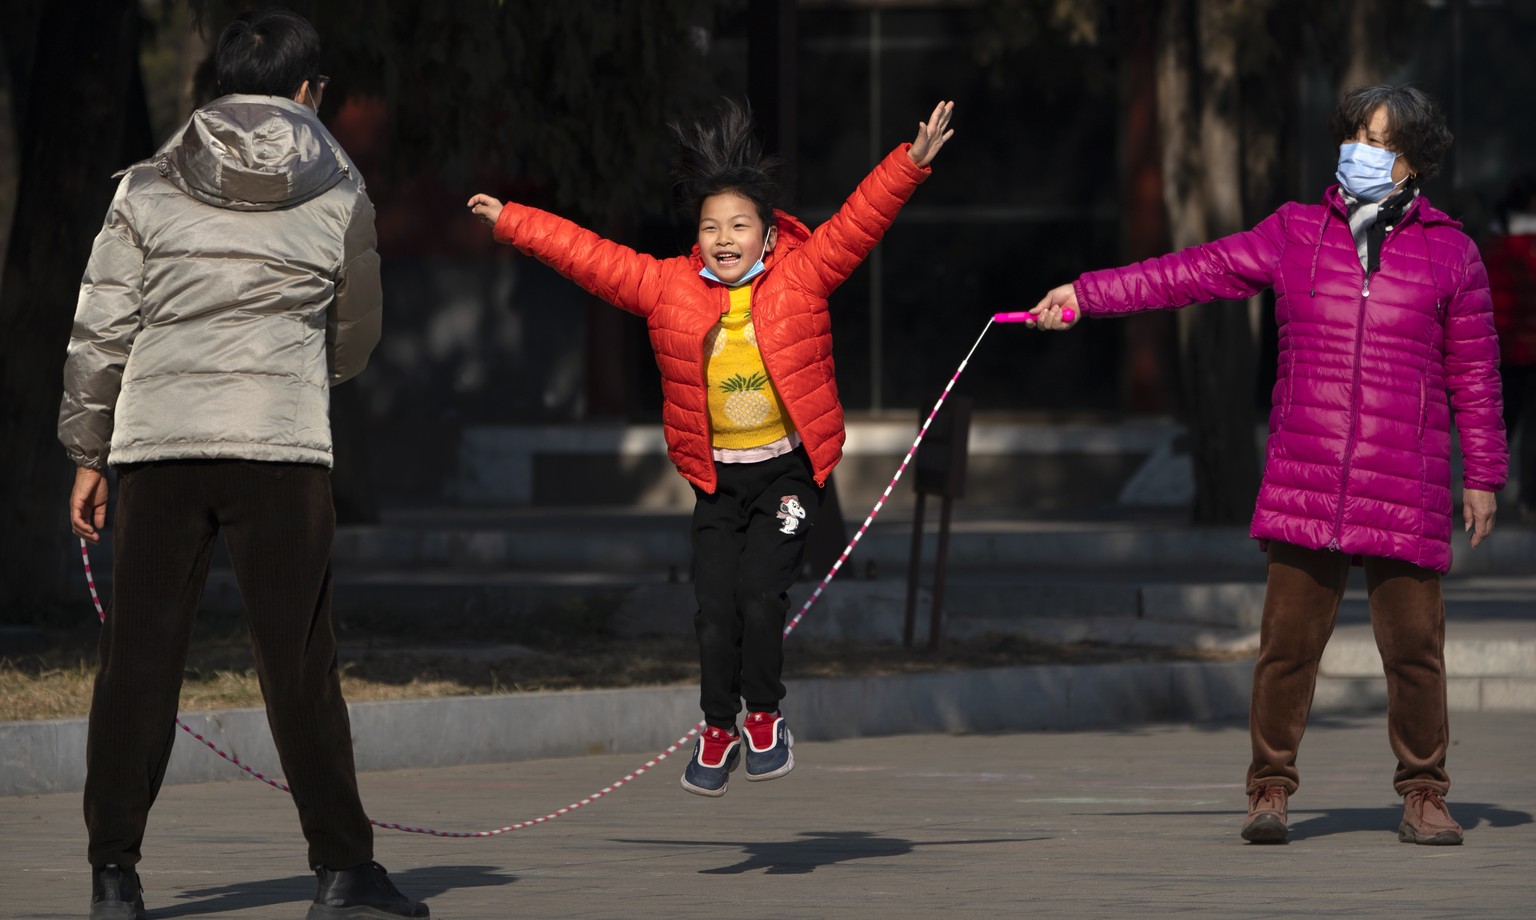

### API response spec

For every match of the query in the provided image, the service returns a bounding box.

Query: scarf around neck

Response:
[1344,184,1417,277]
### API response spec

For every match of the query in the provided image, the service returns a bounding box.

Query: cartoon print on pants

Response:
[776,495,807,535]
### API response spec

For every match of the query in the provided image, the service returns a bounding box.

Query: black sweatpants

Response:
[84,460,372,870]
[691,447,824,729]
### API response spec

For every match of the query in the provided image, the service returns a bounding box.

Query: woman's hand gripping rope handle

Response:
[76,311,1054,838]
[994,308,1076,326]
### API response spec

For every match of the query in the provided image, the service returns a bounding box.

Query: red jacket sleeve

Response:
[782,144,930,298]
[493,202,666,318]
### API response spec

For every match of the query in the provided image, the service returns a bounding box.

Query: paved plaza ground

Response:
[3,712,1532,919]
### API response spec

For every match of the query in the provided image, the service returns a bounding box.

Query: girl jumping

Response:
[469,98,953,797]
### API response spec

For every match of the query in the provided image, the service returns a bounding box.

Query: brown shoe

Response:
[1241,784,1289,843]
[1399,789,1464,845]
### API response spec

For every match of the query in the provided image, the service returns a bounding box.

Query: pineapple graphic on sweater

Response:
[706,283,795,448]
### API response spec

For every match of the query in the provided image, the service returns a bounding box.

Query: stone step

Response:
[188,568,1534,643]
[1313,677,1536,713]
[451,419,1187,512]
[194,563,1531,625]
[1312,620,1536,714]
[322,514,1536,578]
[194,570,1271,634]
[943,579,1267,629]
[610,580,1260,649]
[1320,622,1536,678]
[129,566,1536,716]
[325,519,1271,575]
[73,513,1536,587]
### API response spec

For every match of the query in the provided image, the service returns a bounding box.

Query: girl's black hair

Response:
[1328,84,1453,181]
[670,99,780,228]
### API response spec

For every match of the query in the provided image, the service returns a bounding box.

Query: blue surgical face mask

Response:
[1336,142,1405,201]
[699,255,767,287]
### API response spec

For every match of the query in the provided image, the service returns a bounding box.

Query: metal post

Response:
[902,490,926,648]
[928,493,954,651]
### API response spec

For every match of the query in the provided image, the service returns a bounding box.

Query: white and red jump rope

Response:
[79,309,1069,837]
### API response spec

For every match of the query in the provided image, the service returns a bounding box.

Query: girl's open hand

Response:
[908,100,955,167]
[467,194,505,227]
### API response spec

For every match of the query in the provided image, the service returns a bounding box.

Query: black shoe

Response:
[90,864,147,920]
[307,861,429,919]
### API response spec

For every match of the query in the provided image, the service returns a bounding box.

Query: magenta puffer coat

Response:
[1075,187,1507,573]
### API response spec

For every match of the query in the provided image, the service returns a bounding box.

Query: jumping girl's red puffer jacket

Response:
[493,145,929,493]
[1074,187,1507,573]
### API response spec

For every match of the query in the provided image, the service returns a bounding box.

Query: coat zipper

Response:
[699,287,731,486]
[1331,281,1373,551]
[1334,212,1413,544]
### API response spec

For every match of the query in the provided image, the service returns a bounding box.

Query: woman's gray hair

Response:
[1328,84,1453,181]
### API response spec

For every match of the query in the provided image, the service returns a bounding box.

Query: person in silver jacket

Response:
[57,10,425,920]
[58,68,380,468]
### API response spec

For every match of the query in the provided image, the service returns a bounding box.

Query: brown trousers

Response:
[84,461,372,870]
[1247,541,1450,796]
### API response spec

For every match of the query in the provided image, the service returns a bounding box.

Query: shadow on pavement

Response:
[612,829,1046,875]
[1288,802,1534,841]
[1096,801,1532,844]
[151,864,514,918]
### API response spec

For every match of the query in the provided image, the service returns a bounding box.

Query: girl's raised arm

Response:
[468,193,666,319]
[787,101,952,298]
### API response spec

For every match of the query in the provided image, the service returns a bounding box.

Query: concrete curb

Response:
[3,661,1257,797]
[7,654,1528,798]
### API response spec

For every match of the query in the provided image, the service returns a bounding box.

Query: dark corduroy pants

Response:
[1247,541,1450,797]
[84,460,372,870]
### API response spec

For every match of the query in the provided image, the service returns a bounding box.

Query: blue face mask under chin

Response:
[1336,142,1405,201]
[699,256,767,288]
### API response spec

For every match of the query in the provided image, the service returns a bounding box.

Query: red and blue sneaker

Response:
[681,725,741,797]
[743,710,794,781]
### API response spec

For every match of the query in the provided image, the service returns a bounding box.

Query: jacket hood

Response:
[151,95,350,211]
[688,209,813,272]
[1322,183,1462,230]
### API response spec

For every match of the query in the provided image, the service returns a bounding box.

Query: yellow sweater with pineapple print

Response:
[705,284,796,449]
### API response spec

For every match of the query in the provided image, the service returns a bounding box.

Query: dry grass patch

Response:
[1,631,1242,722]
[1,599,1247,722]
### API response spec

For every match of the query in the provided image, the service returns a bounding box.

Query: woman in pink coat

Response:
[1033,85,1506,846]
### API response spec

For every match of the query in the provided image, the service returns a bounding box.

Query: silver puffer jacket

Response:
[58,94,381,470]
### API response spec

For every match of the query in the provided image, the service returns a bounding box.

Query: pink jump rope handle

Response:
[993,308,1075,325]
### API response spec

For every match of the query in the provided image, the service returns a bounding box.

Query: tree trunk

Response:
[0,1,146,619]
[1118,0,1175,413]
[1339,0,1392,93]
[1155,0,1263,524]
